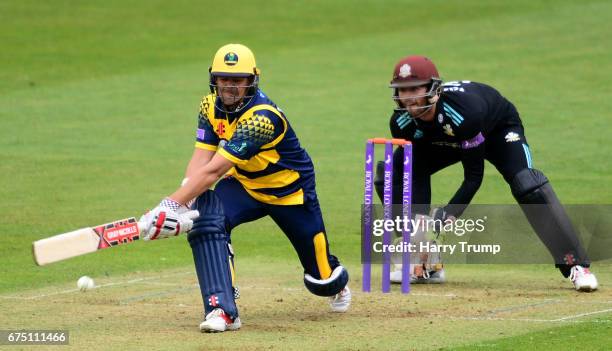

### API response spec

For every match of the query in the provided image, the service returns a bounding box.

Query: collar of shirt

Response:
[214,89,260,122]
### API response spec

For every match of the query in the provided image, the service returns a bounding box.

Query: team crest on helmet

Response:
[224,52,239,66]
[399,64,412,78]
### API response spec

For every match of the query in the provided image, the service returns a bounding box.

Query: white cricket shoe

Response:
[199,308,242,333]
[390,266,446,284]
[329,287,351,313]
[569,266,598,292]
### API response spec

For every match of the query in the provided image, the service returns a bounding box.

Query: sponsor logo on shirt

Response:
[461,132,485,149]
[432,141,460,148]
[196,128,205,140]
[228,141,248,155]
[505,131,520,142]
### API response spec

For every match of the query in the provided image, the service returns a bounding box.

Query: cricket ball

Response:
[77,276,95,292]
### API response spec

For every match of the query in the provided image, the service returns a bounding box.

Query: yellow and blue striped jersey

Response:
[195,90,315,205]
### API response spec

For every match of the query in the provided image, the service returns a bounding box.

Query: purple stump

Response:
[401,143,412,294]
[382,141,393,293]
[362,141,374,292]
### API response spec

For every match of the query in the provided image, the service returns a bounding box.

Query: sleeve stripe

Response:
[195,142,217,151]
[218,148,248,165]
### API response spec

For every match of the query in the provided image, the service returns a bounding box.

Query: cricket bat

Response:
[33,217,145,266]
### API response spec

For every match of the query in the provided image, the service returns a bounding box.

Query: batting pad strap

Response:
[190,214,226,236]
[304,265,349,297]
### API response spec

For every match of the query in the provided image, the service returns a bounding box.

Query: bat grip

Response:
[137,221,148,233]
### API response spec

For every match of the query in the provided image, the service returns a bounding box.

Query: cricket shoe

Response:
[569,265,598,292]
[199,308,242,333]
[329,287,351,313]
[390,265,446,284]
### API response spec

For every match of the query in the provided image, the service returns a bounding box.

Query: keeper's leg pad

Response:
[188,190,238,318]
[510,168,590,276]
[304,265,349,297]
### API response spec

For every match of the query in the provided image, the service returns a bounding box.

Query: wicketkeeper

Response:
[138,44,351,332]
[375,55,598,291]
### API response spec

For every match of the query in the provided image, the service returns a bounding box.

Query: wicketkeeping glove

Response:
[139,198,200,241]
[431,207,456,234]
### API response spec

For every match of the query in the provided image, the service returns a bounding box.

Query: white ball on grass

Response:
[77,276,95,292]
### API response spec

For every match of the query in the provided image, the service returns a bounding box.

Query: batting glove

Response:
[139,198,200,241]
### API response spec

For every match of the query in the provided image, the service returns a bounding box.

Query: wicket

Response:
[362,138,412,294]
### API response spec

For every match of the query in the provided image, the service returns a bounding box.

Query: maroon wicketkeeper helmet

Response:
[390,55,443,113]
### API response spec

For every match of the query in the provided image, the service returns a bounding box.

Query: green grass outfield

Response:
[1,0,611,349]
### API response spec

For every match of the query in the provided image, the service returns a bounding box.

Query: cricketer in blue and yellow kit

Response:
[159,44,351,332]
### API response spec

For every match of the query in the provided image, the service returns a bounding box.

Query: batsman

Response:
[375,55,598,292]
[137,44,351,332]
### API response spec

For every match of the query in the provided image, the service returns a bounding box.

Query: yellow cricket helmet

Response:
[209,44,261,112]
[210,43,261,78]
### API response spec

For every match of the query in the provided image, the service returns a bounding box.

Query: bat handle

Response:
[137,221,147,233]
